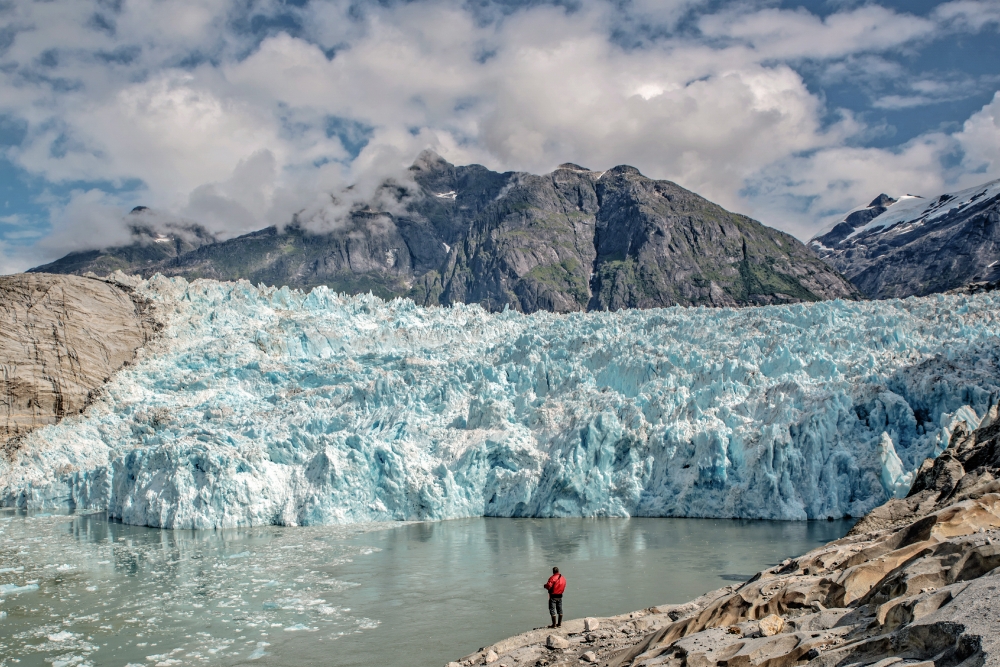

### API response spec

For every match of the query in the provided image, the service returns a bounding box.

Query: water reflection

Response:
[0,510,853,667]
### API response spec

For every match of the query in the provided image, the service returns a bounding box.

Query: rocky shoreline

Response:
[449,405,1000,667]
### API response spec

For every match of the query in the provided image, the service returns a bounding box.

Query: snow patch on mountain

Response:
[843,195,924,241]
[2,276,999,528]
[810,194,897,251]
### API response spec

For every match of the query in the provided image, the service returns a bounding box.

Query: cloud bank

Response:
[1,0,999,272]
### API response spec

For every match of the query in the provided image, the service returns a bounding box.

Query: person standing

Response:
[543,566,566,628]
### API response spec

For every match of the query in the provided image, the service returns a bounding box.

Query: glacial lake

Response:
[0,511,854,667]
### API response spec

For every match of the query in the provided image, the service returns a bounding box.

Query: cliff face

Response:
[451,405,1000,667]
[1,274,153,447]
[585,166,858,309]
[30,153,860,312]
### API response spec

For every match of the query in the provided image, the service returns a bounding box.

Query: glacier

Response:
[2,275,999,528]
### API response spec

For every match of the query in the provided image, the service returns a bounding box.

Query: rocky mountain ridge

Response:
[811,179,1000,299]
[449,404,1000,667]
[30,152,859,312]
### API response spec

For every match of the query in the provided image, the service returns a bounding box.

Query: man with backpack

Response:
[543,566,566,628]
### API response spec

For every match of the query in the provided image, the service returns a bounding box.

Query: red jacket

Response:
[545,573,566,595]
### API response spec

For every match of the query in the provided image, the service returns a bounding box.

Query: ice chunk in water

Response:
[284,624,315,632]
[0,583,39,595]
[248,642,271,659]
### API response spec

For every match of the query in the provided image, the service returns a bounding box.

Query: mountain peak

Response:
[605,165,643,178]
[868,194,896,208]
[411,149,450,172]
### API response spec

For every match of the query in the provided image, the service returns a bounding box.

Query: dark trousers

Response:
[548,595,563,616]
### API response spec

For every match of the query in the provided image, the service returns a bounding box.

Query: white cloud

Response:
[745,90,1000,240]
[0,0,998,275]
[873,93,950,110]
[35,188,136,258]
[697,5,935,60]
[933,1,1000,31]
[746,132,959,240]
[956,91,1000,176]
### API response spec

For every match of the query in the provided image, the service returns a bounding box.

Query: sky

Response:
[1,0,999,274]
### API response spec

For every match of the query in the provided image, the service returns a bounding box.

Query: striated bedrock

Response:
[0,274,999,528]
[450,406,1000,667]
[1,273,154,445]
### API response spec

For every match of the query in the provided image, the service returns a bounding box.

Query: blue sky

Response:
[1,0,999,273]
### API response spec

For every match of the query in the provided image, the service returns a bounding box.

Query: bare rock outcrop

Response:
[450,407,1000,667]
[1,273,154,450]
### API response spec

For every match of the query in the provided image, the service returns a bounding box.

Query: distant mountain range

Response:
[30,152,859,312]
[810,179,1000,299]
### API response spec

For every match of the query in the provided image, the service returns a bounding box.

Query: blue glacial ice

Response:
[1,275,999,528]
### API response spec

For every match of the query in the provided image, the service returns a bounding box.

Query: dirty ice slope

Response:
[2,275,999,529]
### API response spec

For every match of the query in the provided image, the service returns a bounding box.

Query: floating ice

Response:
[248,642,271,659]
[50,656,91,667]
[0,511,391,665]
[2,275,1000,527]
[0,583,40,595]
[284,623,315,632]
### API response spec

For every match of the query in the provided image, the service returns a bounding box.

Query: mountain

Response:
[36,211,218,276]
[31,152,860,311]
[810,179,1000,299]
[810,194,897,249]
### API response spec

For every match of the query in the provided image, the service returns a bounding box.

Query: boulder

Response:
[484,649,498,663]
[758,614,784,637]
[546,635,569,649]
[584,617,600,632]
[581,650,598,663]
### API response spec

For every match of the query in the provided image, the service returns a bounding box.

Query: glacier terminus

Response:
[1,274,998,529]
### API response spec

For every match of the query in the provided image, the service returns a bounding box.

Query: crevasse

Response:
[2,275,998,528]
